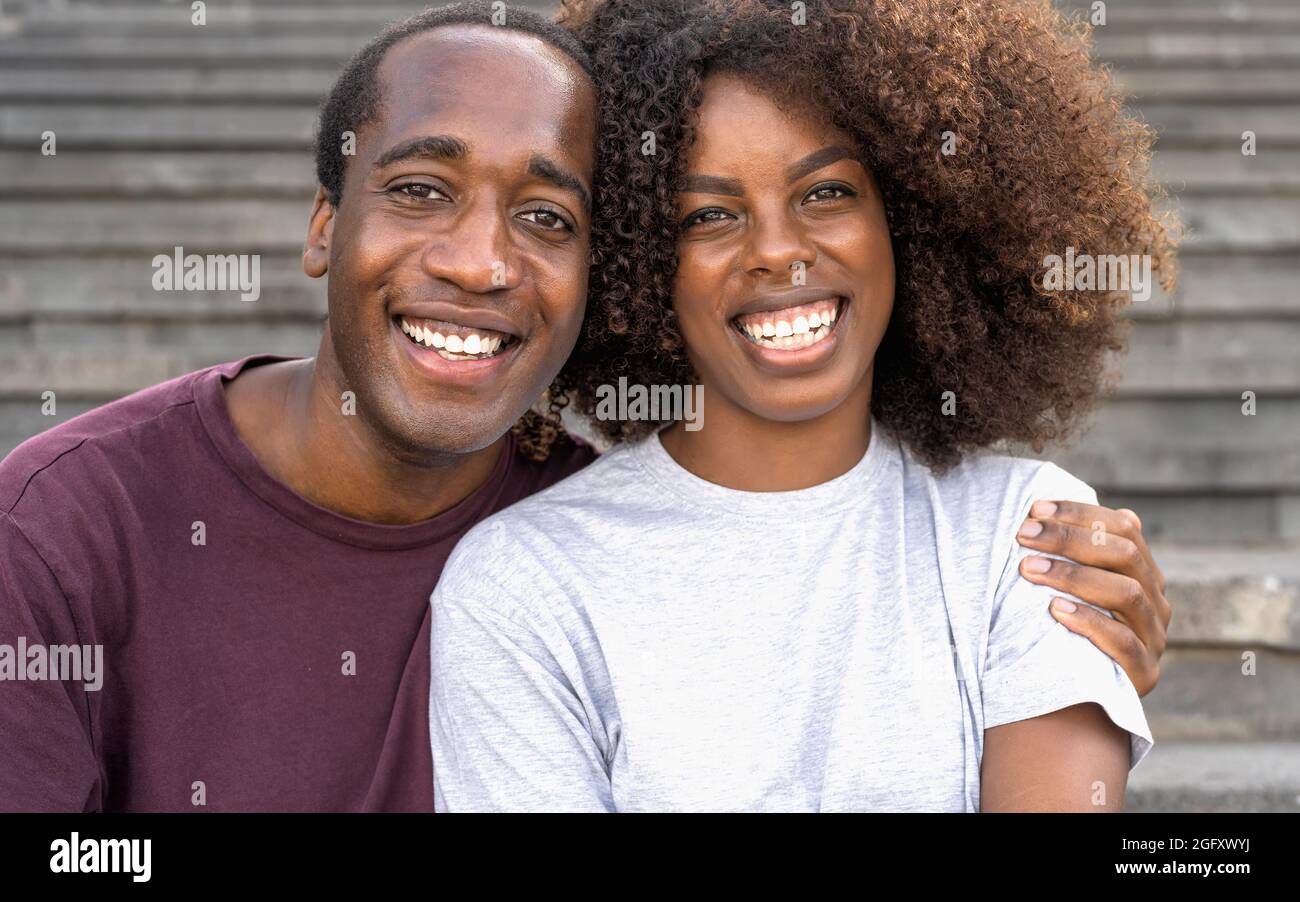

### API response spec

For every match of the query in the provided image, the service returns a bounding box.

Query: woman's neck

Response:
[658,371,874,492]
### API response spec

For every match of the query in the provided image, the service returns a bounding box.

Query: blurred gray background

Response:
[0,0,1297,810]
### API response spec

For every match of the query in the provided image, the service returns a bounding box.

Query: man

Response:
[0,2,1169,811]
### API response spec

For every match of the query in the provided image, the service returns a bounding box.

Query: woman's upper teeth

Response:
[399,317,508,356]
[735,298,838,340]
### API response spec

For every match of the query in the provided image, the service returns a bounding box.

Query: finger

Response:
[1019,556,1163,655]
[1048,596,1159,696]
[1017,517,1148,581]
[1027,499,1158,573]
[1031,501,1172,627]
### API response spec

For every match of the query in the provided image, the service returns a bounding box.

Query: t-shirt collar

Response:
[630,415,893,521]
[193,355,515,550]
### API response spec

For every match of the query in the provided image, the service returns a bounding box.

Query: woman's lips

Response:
[731,296,845,349]
[728,296,849,374]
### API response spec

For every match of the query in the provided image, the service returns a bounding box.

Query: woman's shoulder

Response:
[437,437,657,600]
[899,443,1098,514]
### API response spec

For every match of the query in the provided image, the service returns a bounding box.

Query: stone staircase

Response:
[0,0,1296,810]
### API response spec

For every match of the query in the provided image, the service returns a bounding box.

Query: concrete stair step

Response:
[1140,543,1300,741]
[1134,253,1300,318]
[1093,32,1300,64]
[15,1,431,33]
[0,103,315,149]
[1142,102,1300,148]
[1118,318,1300,394]
[1151,149,1300,193]
[0,149,315,198]
[0,254,325,319]
[1115,67,1300,101]
[1053,398,1300,491]
[1126,741,1300,812]
[0,319,323,360]
[1096,493,1298,545]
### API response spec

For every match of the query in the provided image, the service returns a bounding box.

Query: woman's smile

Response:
[728,293,852,375]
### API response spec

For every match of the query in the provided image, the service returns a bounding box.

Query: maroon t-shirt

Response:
[0,355,596,811]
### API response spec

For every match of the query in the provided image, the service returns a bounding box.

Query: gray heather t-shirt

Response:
[428,421,1154,812]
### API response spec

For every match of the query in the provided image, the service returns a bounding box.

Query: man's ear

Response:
[303,186,335,279]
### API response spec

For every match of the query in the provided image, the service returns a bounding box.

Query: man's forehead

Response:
[378,24,584,103]
[371,24,592,148]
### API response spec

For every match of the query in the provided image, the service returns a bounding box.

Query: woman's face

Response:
[672,73,894,424]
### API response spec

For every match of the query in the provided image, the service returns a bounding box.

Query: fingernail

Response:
[1018,519,1044,538]
[1031,500,1058,518]
[1052,597,1077,614]
[1023,556,1051,573]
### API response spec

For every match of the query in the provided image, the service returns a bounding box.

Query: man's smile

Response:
[397,316,516,360]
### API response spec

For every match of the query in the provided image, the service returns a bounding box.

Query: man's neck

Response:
[224,344,506,526]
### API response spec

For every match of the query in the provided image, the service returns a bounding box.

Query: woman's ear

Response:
[303,187,335,279]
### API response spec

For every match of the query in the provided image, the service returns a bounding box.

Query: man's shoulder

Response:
[0,362,233,516]
[495,428,602,508]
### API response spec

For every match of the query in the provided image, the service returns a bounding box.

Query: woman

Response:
[428,0,1178,811]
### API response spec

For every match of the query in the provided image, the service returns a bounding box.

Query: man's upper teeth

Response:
[399,317,506,356]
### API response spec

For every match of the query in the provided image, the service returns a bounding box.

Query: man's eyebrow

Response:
[372,135,469,171]
[681,174,744,197]
[527,154,591,213]
[785,145,857,183]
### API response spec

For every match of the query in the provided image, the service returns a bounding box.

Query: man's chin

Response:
[354,398,518,464]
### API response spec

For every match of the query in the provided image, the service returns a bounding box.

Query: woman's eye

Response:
[391,183,446,202]
[805,183,856,203]
[683,208,733,228]
[518,208,573,232]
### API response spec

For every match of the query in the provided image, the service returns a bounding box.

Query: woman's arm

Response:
[979,464,1155,812]
[980,702,1131,811]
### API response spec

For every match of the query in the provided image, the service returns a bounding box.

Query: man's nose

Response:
[420,201,521,293]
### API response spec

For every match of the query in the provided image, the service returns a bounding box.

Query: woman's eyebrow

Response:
[784,145,856,183]
[681,145,858,197]
[681,174,743,196]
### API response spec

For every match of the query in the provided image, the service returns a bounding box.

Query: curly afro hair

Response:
[556,0,1179,470]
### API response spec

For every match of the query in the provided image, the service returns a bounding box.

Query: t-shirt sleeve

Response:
[429,569,615,812]
[0,513,102,811]
[980,464,1154,770]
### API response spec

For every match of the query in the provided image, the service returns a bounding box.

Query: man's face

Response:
[305,25,596,458]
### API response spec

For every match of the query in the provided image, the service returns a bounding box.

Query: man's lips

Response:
[396,315,514,359]
[391,316,520,386]
[388,299,524,362]
[389,300,522,339]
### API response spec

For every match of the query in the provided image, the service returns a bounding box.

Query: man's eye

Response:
[518,208,572,232]
[391,183,445,201]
